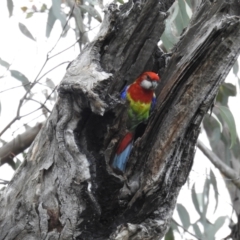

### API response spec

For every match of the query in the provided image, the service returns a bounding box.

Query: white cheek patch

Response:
[140,79,152,89]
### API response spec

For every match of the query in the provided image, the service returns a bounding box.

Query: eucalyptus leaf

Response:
[14,159,22,170]
[0,58,10,68]
[18,23,35,41]
[46,0,68,37]
[233,60,239,76]
[46,78,55,89]
[209,169,219,213]
[80,5,102,22]
[191,183,202,216]
[52,0,67,28]
[177,203,190,229]
[210,113,223,133]
[161,1,180,51]
[218,105,237,148]
[222,83,237,96]
[10,70,30,91]
[207,216,226,239]
[7,0,13,17]
[46,7,57,37]
[202,176,210,216]
[85,0,99,5]
[217,83,237,106]
[41,3,47,12]
[26,12,34,19]
[192,223,202,239]
[169,2,182,37]
[171,220,180,233]
[74,7,85,33]
[164,227,174,240]
[178,0,191,28]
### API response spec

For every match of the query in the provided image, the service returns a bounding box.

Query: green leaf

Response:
[0,58,10,68]
[7,0,13,17]
[45,78,55,89]
[171,221,180,233]
[52,0,68,29]
[210,113,223,133]
[233,61,239,76]
[161,1,180,51]
[74,7,85,33]
[18,23,35,41]
[85,0,99,5]
[177,203,190,229]
[207,216,226,239]
[117,0,124,3]
[80,5,102,22]
[46,0,68,37]
[46,7,57,37]
[178,0,192,28]
[192,223,202,239]
[209,169,219,213]
[15,159,22,170]
[217,83,237,105]
[10,70,30,91]
[218,105,237,148]
[202,176,210,216]
[165,227,175,240]
[191,183,202,216]
[26,12,34,19]
[41,3,47,12]
[222,83,236,97]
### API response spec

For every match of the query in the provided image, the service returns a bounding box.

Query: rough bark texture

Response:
[1,0,240,239]
[0,123,43,168]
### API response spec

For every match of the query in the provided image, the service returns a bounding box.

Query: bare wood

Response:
[0,123,43,167]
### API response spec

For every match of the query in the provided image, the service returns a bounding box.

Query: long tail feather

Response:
[112,132,133,172]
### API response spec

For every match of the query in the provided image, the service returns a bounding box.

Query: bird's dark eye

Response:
[146,75,151,81]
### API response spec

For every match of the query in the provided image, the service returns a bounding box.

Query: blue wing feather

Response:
[112,142,133,172]
[120,86,129,100]
[150,93,157,113]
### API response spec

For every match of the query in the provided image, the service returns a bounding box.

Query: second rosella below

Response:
[112,72,160,172]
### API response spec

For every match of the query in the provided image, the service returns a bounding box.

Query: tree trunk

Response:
[1,0,240,239]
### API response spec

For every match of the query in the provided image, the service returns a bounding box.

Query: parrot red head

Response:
[135,72,160,90]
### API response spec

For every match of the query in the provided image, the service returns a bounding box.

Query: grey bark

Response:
[1,0,240,239]
[0,123,43,168]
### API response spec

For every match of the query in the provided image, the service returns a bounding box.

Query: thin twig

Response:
[25,98,51,113]
[0,4,75,137]
[48,24,100,59]
[0,62,64,137]
[36,61,70,83]
[0,83,32,94]
[12,113,44,136]
[197,140,240,189]
[0,179,9,185]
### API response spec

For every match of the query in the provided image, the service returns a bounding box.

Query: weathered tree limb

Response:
[0,0,240,239]
[197,140,240,189]
[0,123,43,168]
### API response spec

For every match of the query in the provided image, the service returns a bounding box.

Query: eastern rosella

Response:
[112,72,160,172]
